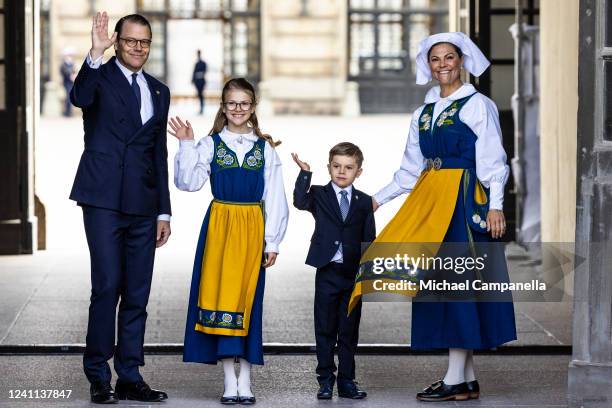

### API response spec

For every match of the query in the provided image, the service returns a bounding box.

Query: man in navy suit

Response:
[292,143,376,400]
[70,11,171,404]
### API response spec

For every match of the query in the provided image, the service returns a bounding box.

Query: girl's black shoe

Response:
[238,395,256,405]
[220,395,239,405]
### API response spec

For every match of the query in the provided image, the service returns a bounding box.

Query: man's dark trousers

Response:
[82,206,156,384]
[314,262,362,385]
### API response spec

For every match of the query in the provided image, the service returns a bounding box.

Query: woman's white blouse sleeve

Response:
[374,106,427,205]
[174,137,214,192]
[460,95,509,210]
[262,143,289,254]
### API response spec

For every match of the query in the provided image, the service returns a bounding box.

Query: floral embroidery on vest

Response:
[242,142,264,171]
[215,140,239,169]
[436,101,460,128]
[419,105,434,132]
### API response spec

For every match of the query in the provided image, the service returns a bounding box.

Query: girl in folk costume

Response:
[169,78,289,404]
[349,32,517,401]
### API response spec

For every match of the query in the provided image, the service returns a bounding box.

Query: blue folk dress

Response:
[183,133,267,365]
[410,93,517,350]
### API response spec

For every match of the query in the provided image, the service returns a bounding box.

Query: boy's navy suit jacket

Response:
[293,169,376,271]
[69,56,171,217]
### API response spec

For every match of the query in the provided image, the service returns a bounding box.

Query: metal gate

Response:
[348,0,448,113]
[136,0,261,86]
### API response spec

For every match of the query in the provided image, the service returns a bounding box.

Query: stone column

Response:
[567,0,612,406]
[539,0,578,244]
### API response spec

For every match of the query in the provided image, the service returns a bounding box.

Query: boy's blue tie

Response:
[340,190,349,221]
[131,72,141,110]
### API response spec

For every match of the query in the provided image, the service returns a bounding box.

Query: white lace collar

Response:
[424,83,477,104]
[220,126,258,143]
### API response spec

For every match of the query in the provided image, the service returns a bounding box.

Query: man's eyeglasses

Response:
[223,101,253,111]
[120,37,152,49]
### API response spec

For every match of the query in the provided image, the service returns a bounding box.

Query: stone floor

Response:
[0,354,570,407]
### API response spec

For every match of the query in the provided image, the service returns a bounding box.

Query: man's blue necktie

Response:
[340,190,349,221]
[131,72,141,111]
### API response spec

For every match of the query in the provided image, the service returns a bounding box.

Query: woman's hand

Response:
[291,153,311,172]
[372,197,380,212]
[168,116,195,141]
[486,209,506,239]
[262,252,277,268]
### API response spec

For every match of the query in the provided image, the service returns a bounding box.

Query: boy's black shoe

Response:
[90,381,118,404]
[466,380,480,399]
[337,380,367,399]
[416,380,469,402]
[317,383,333,400]
[115,380,167,402]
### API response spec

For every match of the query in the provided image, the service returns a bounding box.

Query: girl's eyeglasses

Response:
[223,101,253,111]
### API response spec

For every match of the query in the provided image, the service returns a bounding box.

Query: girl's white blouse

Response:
[374,83,509,210]
[174,127,289,254]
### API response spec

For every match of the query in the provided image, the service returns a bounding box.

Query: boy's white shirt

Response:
[329,182,353,263]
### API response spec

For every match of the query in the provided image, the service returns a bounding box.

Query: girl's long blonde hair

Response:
[208,78,280,147]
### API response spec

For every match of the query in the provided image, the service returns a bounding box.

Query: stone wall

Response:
[259,0,357,115]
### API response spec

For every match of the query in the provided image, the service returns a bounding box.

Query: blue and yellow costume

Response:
[350,87,517,350]
[183,133,268,364]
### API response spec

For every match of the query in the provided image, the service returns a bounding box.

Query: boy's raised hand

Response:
[291,153,311,172]
[168,116,195,141]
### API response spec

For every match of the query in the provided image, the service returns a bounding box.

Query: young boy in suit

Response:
[292,142,376,400]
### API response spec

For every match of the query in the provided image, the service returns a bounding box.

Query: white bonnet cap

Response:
[415,32,490,85]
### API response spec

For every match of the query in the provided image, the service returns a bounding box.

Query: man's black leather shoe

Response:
[90,382,118,404]
[466,380,480,399]
[337,381,367,399]
[115,380,168,402]
[416,380,469,402]
[317,383,333,400]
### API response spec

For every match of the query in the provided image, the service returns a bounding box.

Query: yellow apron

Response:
[195,199,264,336]
[348,169,464,314]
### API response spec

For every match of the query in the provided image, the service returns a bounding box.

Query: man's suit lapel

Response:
[106,57,142,129]
[143,71,162,123]
[126,72,163,144]
[324,183,343,222]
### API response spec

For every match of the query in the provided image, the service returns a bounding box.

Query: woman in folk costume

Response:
[169,78,289,405]
[350,32,517,401]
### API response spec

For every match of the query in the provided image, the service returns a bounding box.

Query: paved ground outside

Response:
[0,354,569,407]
